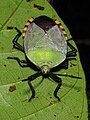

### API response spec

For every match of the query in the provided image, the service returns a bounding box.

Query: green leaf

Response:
[0,0,88,120]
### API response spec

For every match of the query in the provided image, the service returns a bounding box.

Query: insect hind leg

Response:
[49,73,62,101]
[7,57,29,67]
[28,81,35,102]
[13,27,24,52]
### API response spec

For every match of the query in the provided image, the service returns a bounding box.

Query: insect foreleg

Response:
[12,27,24,52]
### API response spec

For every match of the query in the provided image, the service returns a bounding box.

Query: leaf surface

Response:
[0,0,88,120]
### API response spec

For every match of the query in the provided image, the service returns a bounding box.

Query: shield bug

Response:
[7,16,81,101]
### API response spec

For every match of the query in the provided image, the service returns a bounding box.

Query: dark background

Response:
[52,0,90,118]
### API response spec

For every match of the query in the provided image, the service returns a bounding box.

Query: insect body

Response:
[8,16,81,101]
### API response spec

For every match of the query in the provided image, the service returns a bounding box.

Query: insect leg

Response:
[7,57,29,67]
[49,73,62,101]
[54,82,62,101]
[13,27,24,52]
[59,57,77,70]
[28,81,35,102]
[59,60,68,69]
[67,42,77,57]
[22,72,41,101]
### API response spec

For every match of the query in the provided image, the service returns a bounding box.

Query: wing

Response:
[24,23,67,67]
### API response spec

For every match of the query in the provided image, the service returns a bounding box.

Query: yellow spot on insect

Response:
[23,27,28,31]
[22,32,26,38]
[55,20,60,25]
[59,25,64,29]
[26,22,30,26]
[63,31,67,35]
[29,18,34,22]
[65,37,68,40]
